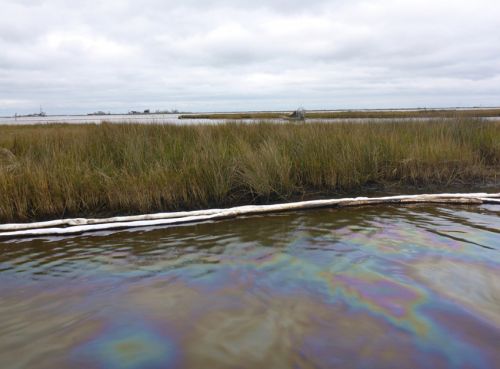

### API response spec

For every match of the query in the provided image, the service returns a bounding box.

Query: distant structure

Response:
[127,109,151,115]
[127,108,179,115]
[38,105,46,117]
[154,109,179,114]
[289,107,306,120]
[88,111,109,116]
[17,106,46,118]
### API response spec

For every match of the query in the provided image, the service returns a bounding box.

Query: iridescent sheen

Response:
[0,204,498,369]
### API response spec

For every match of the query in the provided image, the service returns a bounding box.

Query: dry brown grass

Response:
[179,108,500,120]
[0,119,499,222]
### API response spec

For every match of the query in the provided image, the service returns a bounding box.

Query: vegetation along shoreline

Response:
[0,118,499,223]
[178,108,500,120]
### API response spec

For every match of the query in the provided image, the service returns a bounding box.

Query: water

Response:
[0,114,194,125]
[0,205,499,369]
[1,113,500,125]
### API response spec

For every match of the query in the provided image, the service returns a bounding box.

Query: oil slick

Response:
[0,204,499,368]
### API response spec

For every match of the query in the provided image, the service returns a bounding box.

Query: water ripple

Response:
[0,204,499,368]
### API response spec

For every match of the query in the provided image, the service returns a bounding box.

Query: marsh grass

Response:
[179,108,500,120]
[0,119,499,222]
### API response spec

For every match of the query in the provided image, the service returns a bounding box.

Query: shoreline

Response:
[178,108,500,120]
[3,181,499,223]
[2,107,500,125]
[1,192,499,239]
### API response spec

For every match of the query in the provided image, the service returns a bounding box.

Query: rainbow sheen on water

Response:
[0,204,499,369]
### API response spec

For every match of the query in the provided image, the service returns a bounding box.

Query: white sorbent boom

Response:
[0,193,498,239]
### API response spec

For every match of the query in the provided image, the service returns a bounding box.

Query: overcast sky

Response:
[1,0,499,115]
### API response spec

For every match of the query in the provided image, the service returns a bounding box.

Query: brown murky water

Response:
[0,204,499,369]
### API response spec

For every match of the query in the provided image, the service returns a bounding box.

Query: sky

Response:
[1,0,500,115]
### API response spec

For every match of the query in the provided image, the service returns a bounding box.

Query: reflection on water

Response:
[0,205,499,369]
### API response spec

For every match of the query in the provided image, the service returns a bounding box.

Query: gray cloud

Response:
[1,0,499,115]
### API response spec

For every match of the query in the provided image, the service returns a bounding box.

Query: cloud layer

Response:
[1,0,499,114]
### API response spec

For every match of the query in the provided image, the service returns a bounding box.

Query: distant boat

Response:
[287,108,306,121]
